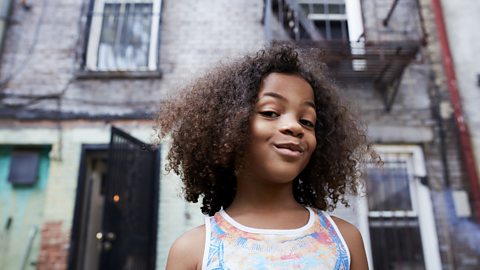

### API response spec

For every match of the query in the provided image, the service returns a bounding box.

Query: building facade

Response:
[440,0,480,180]
[0,0,478,269]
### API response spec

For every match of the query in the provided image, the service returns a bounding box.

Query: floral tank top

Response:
[202,207,350,269]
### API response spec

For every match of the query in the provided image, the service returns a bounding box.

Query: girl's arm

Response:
[331,216,369,270]
[165,225,205,270]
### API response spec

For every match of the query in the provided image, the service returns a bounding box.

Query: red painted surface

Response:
[431,0,480,222]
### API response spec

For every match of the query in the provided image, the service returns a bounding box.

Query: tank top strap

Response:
[316,210,352,267]
[202,215,212,270]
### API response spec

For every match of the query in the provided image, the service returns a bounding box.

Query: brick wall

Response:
[37,221,70,270]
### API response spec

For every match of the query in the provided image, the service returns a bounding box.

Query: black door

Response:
[99,127,160,270]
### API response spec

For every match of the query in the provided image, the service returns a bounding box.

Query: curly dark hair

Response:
[155,44,377,216]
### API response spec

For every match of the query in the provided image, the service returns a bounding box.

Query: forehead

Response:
[258,72,314,101]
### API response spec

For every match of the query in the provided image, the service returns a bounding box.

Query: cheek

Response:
[249,119,270,141]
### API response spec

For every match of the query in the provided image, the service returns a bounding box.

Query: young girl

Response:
[157,45,373,269]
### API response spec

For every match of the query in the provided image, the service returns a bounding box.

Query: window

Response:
[298,0,349,41]
[366,159,425,269]
[358,146,442,270]
[272,0,363,42]
[85,0,162,72]
[300,0,365,70]
[8,150,41,185]
[268,0,365,70]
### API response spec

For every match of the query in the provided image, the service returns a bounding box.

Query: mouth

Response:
[273,143,304,157]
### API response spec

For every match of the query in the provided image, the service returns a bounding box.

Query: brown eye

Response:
[259,111,280,118]
[300,119,315,128]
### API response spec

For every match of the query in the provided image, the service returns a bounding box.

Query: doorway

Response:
[68,127,160,270]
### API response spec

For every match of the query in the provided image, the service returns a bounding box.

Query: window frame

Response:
[85,0,162,72]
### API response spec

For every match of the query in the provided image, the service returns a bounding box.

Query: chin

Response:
[266,168,303,184]
[277,163,308,178]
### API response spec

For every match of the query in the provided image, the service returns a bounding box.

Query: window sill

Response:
[74,70,163,80]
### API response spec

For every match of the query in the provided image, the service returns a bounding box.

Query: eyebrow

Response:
[261,92,316,110]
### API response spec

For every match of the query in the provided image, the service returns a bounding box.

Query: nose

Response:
[279,116,303,138]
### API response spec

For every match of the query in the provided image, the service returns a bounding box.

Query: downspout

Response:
[431,0,480,223]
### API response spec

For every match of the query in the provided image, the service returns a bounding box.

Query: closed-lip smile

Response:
[273,143,304,157]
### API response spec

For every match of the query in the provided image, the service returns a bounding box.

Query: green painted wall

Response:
[0,146,51,270]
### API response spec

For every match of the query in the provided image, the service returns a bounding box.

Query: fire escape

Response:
[263,0,423,112]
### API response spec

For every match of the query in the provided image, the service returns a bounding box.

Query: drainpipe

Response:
[431,0,480,223]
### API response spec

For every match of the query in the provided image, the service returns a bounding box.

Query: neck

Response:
[227,176,302,213]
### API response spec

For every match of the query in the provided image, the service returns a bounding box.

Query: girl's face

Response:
[239,72,317,184]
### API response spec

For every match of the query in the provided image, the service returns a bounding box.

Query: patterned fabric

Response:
[202,207,350,270]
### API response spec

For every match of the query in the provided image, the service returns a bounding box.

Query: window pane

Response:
[326,4,345,14]
[97,3,153,70]
[366,161,413,211]
[299,3,346,15]
[314,20,327,38]
[97,4,120,70]
[300,4,325,14]
[314,20,348,40]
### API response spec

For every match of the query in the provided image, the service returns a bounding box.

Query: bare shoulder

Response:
[331,216,369,270]
[330,216,362,243]
[166,224,206,270]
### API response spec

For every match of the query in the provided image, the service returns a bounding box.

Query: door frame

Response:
[356,144,442,270]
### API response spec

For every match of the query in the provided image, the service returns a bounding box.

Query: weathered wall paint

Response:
[0,145,50,270]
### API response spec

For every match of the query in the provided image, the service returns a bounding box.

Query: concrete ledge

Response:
[367,125,434,143]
